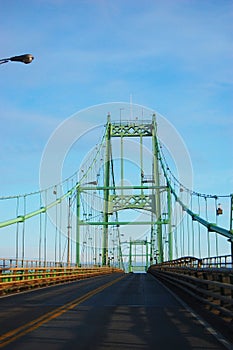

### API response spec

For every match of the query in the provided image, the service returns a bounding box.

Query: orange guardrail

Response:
[0,266,124,295]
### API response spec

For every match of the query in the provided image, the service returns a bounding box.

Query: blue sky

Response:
[1,0,232,198]
[0,1,232,213]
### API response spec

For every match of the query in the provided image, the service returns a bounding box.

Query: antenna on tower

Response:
[130,94,133,120]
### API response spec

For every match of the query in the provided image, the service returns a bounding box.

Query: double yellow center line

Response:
[0,274,125,348]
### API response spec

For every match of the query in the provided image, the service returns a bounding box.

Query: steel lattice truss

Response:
[111,122,152,137]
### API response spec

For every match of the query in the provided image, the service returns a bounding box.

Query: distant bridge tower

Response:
[76,114,172,267]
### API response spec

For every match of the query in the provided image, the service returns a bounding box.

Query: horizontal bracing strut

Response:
[78,220,170,226]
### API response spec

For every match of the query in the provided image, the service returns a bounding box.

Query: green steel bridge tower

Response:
[0,106,232,271]
[76,114,172,269]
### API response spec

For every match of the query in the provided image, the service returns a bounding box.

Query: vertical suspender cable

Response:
[180,206,184,256]
[174,199,178,259]
[71,197,73,266]
[67,196,71,266]
[39,193,42,266]
[164,220,167,260]
[215,197,219,257]
[15,196,19,266]
[187,194,190,256]
[22,195,26,265]
[191,195,195,256]
[205,197,210,257]
[59,185,62,264]
[197,194,201,257]
[182,206,185,256]
[179,204,183,257]
[54,186,58,265]
[44,190,47,266]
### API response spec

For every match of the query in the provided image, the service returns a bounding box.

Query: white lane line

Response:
[153,276,233,350]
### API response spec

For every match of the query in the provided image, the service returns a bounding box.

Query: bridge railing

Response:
[0,265,124,295]
[0,258,81,269]
[148,256,233,323]
[201,255,232,268]
[0,258,114,269]
[154,255,232,269]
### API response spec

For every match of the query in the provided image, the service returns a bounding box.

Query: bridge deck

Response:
[0,273,230,349]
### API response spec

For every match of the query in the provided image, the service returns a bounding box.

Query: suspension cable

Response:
[158,141,231,199]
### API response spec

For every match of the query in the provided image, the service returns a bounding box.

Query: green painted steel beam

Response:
[79,185,167,190]
[159,150,233,241]
[76,187,80,266]
[102,114,111,265]
[0,216,24,228]
[167,186,173,261]
[171,186,233,240]
[152,114,163,262]
[0,190,72,229]
[110,123,153,137]
[78,220,169,225]
[129,240,149,245]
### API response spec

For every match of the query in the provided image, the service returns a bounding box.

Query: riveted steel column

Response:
[152,114,163,262]
[76,185,81,266]
[102,115,111,266]
[167,186,173,261]
[129,239,132,272]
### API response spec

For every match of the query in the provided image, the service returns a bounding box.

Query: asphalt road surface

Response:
[0,273,231,349]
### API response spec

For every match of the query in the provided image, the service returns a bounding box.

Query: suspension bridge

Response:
[0,106,232,349]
